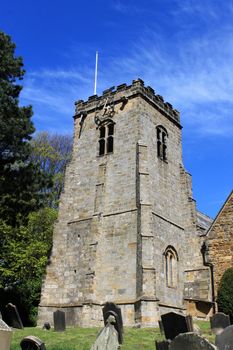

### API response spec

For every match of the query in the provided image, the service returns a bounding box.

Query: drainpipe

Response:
[201,241,216,314]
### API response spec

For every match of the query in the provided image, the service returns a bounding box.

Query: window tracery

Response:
[98,122,114,156]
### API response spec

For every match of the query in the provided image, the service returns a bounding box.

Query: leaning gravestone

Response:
[90,315,120,350]
[0,319,12,350]
[103,302,123,344]
[215,324,233,350]
[170,332,216,350]
[53,310,66,332]
[3,303,23,329]
[20,336,46,350]
[161,312,193,340]
[210,312,230,334]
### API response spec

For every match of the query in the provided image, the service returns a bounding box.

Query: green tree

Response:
[0,208,57,325]
[217,267,233,321]
[0,31,51,225]
[30,131,72,207]
[0,31,53,325]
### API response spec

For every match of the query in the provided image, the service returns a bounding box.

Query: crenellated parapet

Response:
[74,78,181,128]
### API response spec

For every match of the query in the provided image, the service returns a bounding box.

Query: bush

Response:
[217,267,233,321]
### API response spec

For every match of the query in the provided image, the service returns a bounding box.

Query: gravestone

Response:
[186,314,194,332]
[161,312,193,340]
[20,336,46,350]
[170,332,216,350]
[155,340,170,350]
[42,322,51,330]
[215,324,233,350]
[3,303,23,329]
[210,312,230,334]
[158,320,164,334]
[0,319,12,350]
[102,302,123,344]
[53,310,66,332]
[90,315,119,350]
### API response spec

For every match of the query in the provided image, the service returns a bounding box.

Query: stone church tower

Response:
[38,79,212,327]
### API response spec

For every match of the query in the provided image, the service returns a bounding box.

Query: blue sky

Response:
[1,0,233,218]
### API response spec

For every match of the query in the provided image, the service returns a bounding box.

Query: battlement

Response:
[74,78,181,127]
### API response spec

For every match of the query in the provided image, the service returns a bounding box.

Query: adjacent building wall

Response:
[206,191,233,297]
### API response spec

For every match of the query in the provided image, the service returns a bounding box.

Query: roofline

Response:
[196,210,213,222]
[205,189,233,237]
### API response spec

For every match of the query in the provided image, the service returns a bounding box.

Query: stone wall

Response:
[207,191,233,296]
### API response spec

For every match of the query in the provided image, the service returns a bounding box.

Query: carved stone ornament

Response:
[94,97,115,127]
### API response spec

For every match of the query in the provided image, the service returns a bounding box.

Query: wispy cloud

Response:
[112,30,233,101]
[112,1,128,13]
[111,1,149,15]
[21,67,94,133]
[29,69,90,84]
[20,1,233,137]
[173,0,219,19]
[106,27,233,136]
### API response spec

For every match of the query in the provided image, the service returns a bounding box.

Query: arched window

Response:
[156,125,168,161]
[98,122,114,156]
[164,246,178,287]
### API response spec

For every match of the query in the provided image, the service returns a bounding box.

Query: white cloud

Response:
[112,1,128,13]
[29,69,90,83]
[20,67,95,133]
[173,0,220,20]
[111,1,150,15]
[20,6,233,138]
[103,27,233,137]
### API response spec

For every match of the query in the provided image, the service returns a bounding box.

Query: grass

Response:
[10,321,215,350]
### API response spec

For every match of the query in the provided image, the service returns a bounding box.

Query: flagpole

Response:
[94,51,98,95]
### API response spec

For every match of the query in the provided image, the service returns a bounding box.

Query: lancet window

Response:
[156,125,168,161]
[164,246,178,288]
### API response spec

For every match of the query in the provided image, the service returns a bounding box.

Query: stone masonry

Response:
[38,79,212,327]
[206,191,233,297]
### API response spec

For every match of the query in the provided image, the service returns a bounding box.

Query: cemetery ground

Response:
[10,321,214,350]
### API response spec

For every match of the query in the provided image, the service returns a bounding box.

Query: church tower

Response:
[38,79,211,327]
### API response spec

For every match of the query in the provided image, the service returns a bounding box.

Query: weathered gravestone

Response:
[90,315,120,350]
[42,322,51,330]
[210,312,230,334]
[53,310,66,332]
[158,320,164,335]
[215,324,233,350]
[186,314,194,332]
[0,319,12,350]
[103,302,123,344]
[161,312,193,340]
[20,336,46,350]
[3,303,23,329]
[155,340,170,350]
[170,332,216,350]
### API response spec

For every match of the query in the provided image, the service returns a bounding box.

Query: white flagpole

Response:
[94,51,98,95]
